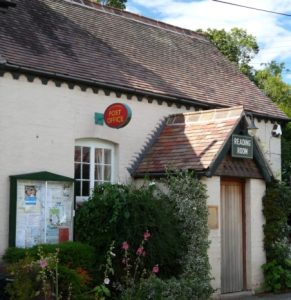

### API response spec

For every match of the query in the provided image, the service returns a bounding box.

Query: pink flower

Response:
[143,230,151,241]
[136,246,144,256]
[152,265,159,274]
[122,241,129,251]
[39,259,48,269]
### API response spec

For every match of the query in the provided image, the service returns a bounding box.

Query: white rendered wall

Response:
[202,176,221,293]
[253,118,281,179]
[0,73,193,257]
[245,178,266,291]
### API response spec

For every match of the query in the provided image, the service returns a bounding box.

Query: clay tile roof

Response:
[0,0,288,120]
[133,106,244,176]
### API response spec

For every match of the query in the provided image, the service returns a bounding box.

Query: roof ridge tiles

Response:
[65,0,209,43]
[167,106,244,125]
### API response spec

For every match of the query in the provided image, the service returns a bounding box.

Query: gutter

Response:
[0,62,289,122]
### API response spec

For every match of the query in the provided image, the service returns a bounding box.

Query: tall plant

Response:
[163,170,213,298]
[262,181,291,292]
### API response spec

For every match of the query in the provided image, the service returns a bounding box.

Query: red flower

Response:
[143,230,151,241]
[122,241,129,251]
[136,246,144,256]
[152,265,159,274]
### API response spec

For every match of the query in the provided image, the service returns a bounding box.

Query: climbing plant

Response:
[262,181,291,292]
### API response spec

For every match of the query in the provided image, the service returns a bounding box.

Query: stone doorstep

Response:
[212,291,254,299]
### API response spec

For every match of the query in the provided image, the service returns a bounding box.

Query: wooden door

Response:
[221,180,245,293]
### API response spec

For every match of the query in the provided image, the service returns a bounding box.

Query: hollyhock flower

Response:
[136,246,144,256]
[122,241,129,251]
[39,259,48,269]
[152,265,159,274]
[143,230,151,241]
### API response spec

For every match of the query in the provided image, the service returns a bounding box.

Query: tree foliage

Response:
[198,27,259,78]
[254,61,291,109]
[95,0,127,9]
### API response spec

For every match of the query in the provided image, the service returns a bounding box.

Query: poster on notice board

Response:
[15,180,74,248]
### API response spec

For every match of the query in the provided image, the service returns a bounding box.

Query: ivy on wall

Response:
[262,181,291,292]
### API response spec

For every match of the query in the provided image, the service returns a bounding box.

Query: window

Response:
[74,139,115,201]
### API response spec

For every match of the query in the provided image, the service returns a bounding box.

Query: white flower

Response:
[149,181,156,186]
[104,278,110,285]
[110,251,116,257]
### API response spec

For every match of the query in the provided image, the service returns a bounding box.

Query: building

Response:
[0,0,289,296]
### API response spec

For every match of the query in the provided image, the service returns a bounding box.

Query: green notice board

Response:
[9,171,74,247]
[231,134,253,159]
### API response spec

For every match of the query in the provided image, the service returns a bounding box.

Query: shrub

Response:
[121,171,213,299]
[121,275,211,300]
[162,171,214,299]
[262,181,291,292]
[3,242,96,299]
[75,183,187,285]
[3,242,96,272]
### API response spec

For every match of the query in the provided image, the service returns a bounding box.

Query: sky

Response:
[126,0,291,84]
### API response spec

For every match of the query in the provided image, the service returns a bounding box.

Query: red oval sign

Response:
[104,103,132,129]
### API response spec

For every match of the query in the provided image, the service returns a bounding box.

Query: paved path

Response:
[219,291,291,299]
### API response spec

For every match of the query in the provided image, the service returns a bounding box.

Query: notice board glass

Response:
[9,172,74,247]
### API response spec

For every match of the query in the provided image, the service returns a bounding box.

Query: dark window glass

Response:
[82,181,90,196]
[82,164,90,180]
[75,146,81,162]
[74,163,81,179]
[75,181,81,197]
[83,147,90,163]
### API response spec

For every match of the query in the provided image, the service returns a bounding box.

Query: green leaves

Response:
[262,182,291,292]
[95,0,127,9]
[198,27,259,78]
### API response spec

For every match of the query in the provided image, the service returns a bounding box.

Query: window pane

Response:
[74,163,81,179]
[104,165,111,181]
[75,146,81,162]
[82,181,90,196]
[82,164,90,179]
[95,165,103,180]
[95,149,102,164]
[75,181,81,196]
[83,147,90,163]
[104,149,112,164]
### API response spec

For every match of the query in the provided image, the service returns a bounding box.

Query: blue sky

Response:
[126,0,291,84]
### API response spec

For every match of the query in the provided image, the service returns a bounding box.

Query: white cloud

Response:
[128,0,291,73]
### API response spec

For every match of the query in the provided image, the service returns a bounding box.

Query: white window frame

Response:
[75,139,115,202]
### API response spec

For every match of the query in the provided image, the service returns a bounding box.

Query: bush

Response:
[162,171,214,299]
[3,242,96,299]
[122,172,214,300]
[75,183,187,284]
[3,241,96,271]
[262,259,291,293]
[262,181,291,292]
[121,275,211,300]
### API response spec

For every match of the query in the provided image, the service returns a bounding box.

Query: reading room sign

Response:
[231,134,253,159]
[104,103,132,129]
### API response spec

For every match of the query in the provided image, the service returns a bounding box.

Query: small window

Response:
[75,140,115,201]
